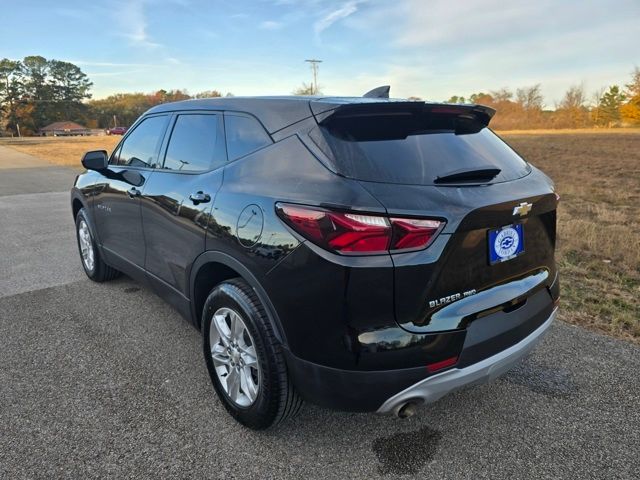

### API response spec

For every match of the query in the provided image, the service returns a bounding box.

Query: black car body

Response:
[71,95,559,428]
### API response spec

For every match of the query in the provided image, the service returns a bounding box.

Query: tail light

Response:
[276,203,444,255]
[391,218,443,250]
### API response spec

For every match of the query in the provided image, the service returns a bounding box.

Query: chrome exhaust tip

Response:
[396,401,418,419]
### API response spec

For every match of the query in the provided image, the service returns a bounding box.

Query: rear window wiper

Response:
[434,166,501,184]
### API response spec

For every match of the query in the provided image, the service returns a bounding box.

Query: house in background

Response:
[40,121,90,136]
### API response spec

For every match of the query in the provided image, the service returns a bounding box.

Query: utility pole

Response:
[305,59,322,95]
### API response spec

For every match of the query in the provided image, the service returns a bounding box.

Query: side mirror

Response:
[81,150,108,171]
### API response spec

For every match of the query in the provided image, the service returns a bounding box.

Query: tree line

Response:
[88,88,231,130]
[2,55,640,135]
[0,56,231,135]
[424,68,640,130]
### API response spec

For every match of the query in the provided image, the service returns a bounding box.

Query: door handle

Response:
[189,191,211,205]
[127,187,141,198]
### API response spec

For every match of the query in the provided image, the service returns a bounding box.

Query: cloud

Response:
[115,1,161,48]
[260,20,283,30]
[337,0,640,103]
[390,0,541,48]
[314,1,360,35]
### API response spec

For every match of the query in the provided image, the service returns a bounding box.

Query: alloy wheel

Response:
[209,307,261,407]
[78,220,95,272]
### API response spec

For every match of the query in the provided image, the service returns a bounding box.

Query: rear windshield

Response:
[309,113,530,185]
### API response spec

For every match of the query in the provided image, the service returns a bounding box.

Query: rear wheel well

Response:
[193,262,240,329]
[72,198,83,219]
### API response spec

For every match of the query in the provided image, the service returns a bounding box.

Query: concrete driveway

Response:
[1,145,639,479]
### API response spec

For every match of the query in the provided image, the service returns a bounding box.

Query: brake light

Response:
[276,203,444,254]
[391,218,442,250]
[429,106,467,115]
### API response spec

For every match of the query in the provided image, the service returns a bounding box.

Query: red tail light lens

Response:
[276,204,391,253]
[276,203,444,255]
[391,218,443,250]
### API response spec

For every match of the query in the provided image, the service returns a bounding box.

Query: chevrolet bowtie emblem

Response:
[513,202,533,217]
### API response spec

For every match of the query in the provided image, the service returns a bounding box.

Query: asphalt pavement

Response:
[1,145,639,479]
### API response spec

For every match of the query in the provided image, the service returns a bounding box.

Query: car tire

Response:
[75,208,120,282]
[202,278,303,429]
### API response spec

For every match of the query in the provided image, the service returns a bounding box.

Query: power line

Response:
[304,59,322,95]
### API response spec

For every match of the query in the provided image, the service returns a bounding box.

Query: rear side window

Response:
[225,114,271,161]
[163,114,225,172]
[113,115,167,167]
[310,113,530,185]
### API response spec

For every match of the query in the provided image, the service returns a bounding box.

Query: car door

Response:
[140,112,226,306]
[93,114,169,275]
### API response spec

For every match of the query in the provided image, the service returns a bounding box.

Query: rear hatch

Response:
[308,101,558,333]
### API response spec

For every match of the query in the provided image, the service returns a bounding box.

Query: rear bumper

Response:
[284,306,557,413]
[377,307,557,415]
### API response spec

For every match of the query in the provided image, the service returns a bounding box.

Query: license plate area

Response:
[488,223,524,264]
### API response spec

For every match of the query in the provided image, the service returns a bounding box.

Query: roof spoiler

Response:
[363,85,390,98]
[313,102,496,128]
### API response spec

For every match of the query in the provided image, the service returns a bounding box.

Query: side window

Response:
[225,114,272,161]
[163,114,224,172]
[114,116,168,168]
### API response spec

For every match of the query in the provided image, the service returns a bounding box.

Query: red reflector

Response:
[276,203,444,255]
[426,356,458,374]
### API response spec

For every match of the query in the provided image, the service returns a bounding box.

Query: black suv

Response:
[71,94,559,429]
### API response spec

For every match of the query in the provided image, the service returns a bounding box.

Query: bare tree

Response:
[590,86,606,126]
[193,90,222,98]
[516,84,544,110]
[559,84,587,110]
[624,66,640,98]
[557,84,589,128]
[490,87,513,103]
[292,82,317,96]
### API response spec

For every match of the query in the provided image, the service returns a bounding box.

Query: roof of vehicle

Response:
[145,96,494,134]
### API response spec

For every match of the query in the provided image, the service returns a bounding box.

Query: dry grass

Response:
[504,132,640,343]
[3,132,639,343]
[497,128,640,135]
[1,136,121,168]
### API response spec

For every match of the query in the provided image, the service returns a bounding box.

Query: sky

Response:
[1,0,639,106]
